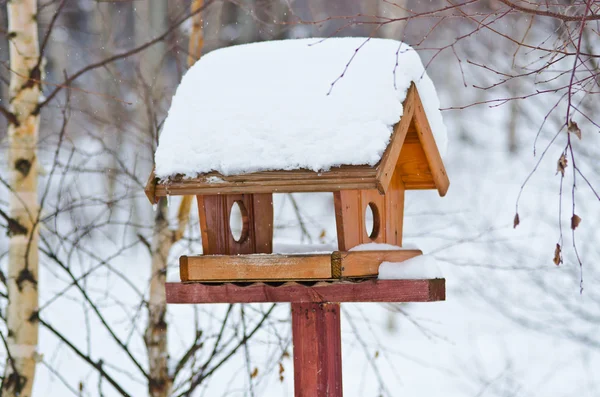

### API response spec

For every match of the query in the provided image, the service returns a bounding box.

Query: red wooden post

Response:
[292,302,343,397]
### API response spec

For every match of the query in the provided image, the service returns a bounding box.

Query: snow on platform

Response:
[378,255,443,280]
[155,37,447,179]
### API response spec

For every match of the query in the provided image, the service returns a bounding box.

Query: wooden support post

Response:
[292,302,343,397]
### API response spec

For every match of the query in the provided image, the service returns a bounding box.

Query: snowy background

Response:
[0,1,599,396]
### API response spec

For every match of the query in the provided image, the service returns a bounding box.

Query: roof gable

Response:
[377,83,449,196]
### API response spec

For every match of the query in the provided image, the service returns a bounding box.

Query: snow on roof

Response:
[154,37,447,179]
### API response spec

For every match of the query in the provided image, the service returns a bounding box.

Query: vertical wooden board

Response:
[197,195,229,255]
[384,173,405,246]
[225,194,255,254]
[252,193,273,254]
[333,190,362,251]
[359,190,387,244]
[375,84,415,193]
[292,302,342,397]
[411,88,450,196]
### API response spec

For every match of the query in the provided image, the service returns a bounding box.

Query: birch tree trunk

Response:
[3,1,41,396]
[145,2,202,396]
[146,198,173,397]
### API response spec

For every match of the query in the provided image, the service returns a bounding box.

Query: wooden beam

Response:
[180,254,332,282]
[179,250,422,281]
[292,302,342,397]
[411,88,450,196]
[153,166,378,197]
[166,279,446,304]
[375,83,415,194]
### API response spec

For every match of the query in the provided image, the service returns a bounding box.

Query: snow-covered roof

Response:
[154,37,447,179]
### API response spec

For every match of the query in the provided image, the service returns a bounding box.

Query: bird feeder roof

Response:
[146,38,449,203]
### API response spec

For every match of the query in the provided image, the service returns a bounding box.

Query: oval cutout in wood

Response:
[365,202,381,240]
[229,200,249,243]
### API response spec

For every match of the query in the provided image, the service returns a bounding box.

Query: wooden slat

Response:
[180,250,422,281]
[197,195,229,255]
[333,190,362,251]
[385,172,404,246]
[411,87,450,196]
[375,83,415,194]
[292,302,342,397]
[152,166,377,199]
[339,249,422,278]
[166,279,446,303]
[251,194,273,254]
[180,254,332,282]
[156,177,378,197]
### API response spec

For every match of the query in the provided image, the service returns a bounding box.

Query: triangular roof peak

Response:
[376,83,449,196]
[145,82,449,203]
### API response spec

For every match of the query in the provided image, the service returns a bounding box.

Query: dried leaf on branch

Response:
[553,244,562,266]
[567,120,581,140]
[571,214,582,230]
[556,153,568,177]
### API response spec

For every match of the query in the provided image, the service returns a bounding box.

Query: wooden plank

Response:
[144,168,158,204]
[375,83,415,194]
[166,279,446,303]
[333,190,362,251]
[180,249,422,281]
[384,172,405,246]
[339,249,422,278]
[153,166,378,197]
[292,302,342,397]
[180,254,332,282]
[156,178,378,196]
[197,195,229,255]
[252,194,273,254]
[197,193,274,256]
[411,88,450,196]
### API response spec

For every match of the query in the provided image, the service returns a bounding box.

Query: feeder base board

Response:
[167,278,445,304]
[179,249,422,282]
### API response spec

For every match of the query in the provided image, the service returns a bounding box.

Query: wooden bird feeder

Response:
[145,83,448,282]
[145,38,449,396]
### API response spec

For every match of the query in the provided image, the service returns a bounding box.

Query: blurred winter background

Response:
[0,0,599,396]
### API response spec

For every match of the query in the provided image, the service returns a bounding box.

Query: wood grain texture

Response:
[292,303,342,397]
[384,172,405,246]
[179,250,422,281]
[339,249,422,278]
[179,254,332,282]
[375,83,415,194]
[154,167,378,197]
[334,187,403,251]
[333,190,362,251]
[196,193,273,256]
[166,279,446,303]
[411,87,450,196]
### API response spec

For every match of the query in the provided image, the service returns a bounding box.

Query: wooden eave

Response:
[144,83,449,204]
[144,165,379,204]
